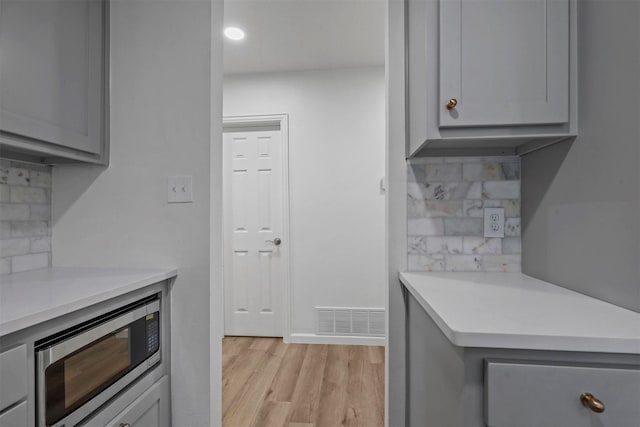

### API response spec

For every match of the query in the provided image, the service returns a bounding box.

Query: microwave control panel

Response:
[146,312,160,355]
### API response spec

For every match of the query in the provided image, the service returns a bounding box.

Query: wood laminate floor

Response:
[222,337,385,427]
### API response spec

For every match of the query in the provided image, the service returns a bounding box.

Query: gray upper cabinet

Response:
[439,0,569,127]
[408,0,577,157]
[0,0,108,164]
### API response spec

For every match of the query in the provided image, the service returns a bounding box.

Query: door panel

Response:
[224,129,284,337]
[439,0,569,127]
[258,251,273,312]
[233,251,249,313]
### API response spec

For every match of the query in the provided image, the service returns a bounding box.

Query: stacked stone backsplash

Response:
[408,156,521,272]
[0,159,52,274]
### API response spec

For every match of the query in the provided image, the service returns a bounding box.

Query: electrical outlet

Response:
[484,207,505,238]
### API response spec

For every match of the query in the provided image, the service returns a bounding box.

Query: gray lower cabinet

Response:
[0,401,27,427]
[0,0,108,164]
[0,344,28,427]
[406,290,640,427]
[407,0,577,157]
[103,376,170,427]
[0,280,170,427]
[0,345,27,412]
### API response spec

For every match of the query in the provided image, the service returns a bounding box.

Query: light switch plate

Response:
[168,175,193,203]
[484,207,505,238]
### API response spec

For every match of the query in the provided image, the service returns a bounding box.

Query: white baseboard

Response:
[287,333,385,346]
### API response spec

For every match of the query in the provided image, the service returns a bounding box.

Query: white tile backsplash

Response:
[463,237,502,255]
[0,238,30,257]
[408,218,445,236]
[0,204,29,221]
[444,217,483,236]
[30,236,52,253]
[0,159,52,274]
[0,258,10,274]
[0,184,9,202]
[11,186,48,204]
[482,181,520,199]
[11,252,49,273]
[408,156,521,272]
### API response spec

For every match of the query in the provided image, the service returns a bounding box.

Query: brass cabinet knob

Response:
[446,98,458,110]
[580,392,605,413]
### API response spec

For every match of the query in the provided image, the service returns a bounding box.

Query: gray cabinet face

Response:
[0,401,27,427]
[406,0,577,157]
[439,0,570,128]
[0,0,104,155]
[485,360,640,427]
[0,345,27,412]
[106,376,170,427]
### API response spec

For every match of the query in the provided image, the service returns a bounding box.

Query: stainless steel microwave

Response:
[35,295,161,427]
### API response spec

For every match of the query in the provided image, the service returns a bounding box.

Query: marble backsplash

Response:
[408,156,521,272]
[0,159,52,274]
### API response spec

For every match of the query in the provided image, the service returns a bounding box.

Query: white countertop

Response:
[400,272,640,354]
[0,267,178,336]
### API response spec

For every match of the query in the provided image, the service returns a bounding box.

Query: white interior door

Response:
[223,127,285,337]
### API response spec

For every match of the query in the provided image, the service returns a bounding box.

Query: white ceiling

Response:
[223,0,385,75]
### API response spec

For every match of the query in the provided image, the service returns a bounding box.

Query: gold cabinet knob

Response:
[446,98,458,110]
[580,392,605,413]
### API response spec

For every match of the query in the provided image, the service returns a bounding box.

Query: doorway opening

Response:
[220,0,386,425]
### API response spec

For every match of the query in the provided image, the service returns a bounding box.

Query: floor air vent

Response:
[316,307,385,336]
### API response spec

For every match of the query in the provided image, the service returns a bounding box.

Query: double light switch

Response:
[168,175,193,203]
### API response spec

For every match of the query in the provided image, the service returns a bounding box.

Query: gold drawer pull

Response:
[446,98,458,110]
[581,392,605,413]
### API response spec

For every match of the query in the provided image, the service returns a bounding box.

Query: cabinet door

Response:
[439,0,569,128]
[0,345,27,412]
[0,401,27,427]
[0,0,105,154]
[105,376,170,427]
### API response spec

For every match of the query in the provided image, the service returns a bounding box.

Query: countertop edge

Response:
[399,272,640,355]
[399,272,459,347]
[0,268,178,337]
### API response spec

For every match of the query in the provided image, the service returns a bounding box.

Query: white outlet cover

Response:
[168,175,193,203]
[484,207,505,238]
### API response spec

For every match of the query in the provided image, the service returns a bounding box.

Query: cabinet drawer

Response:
[0,401,27,427]
[106,376,170,427]
[485,360,640,427]
[0,345,27,411]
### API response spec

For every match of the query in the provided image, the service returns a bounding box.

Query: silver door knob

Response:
[266,238,282,246]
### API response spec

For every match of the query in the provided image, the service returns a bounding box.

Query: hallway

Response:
[222,337,385,427]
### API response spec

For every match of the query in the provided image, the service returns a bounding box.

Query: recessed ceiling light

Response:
[224,27,245,41]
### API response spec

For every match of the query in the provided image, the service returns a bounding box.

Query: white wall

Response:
[522,0,640,312]
[224,67,386,337]
[52,1,223,426]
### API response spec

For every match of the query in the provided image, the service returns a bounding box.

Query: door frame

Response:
[222,113,292,341]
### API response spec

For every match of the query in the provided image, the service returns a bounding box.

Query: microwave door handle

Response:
[41,305,148,368]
